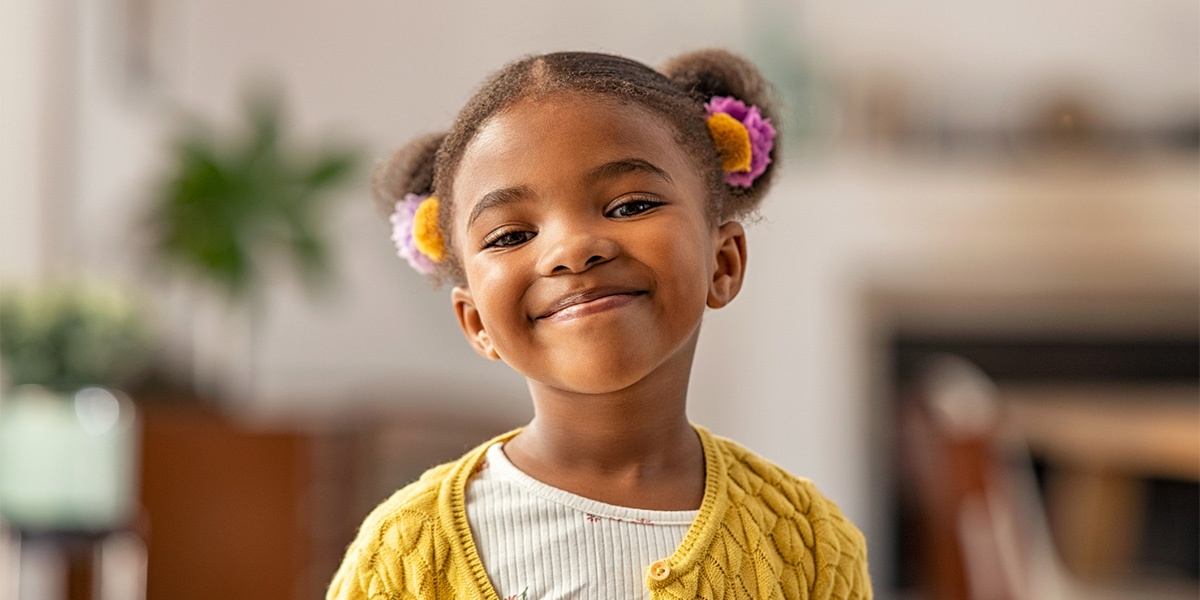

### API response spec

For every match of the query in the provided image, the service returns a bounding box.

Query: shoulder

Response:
[711,434,873,599]
[325,460,460,599]
[362,460,458,547]
[326,429,522,600]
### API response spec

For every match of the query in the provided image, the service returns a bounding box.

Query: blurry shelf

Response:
[1001,384,1199,480]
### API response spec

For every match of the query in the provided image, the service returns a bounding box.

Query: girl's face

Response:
[449,94,745,395]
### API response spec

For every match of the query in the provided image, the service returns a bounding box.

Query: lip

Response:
[536,286,647,322]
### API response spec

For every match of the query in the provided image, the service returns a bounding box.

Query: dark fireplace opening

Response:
[889,333,1199,595]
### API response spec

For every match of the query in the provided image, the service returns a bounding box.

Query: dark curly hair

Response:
[372,49,779,284]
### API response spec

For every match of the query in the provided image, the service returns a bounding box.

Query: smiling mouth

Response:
[537,289,647,322]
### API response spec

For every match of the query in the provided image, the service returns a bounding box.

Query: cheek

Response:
[651,224,714,312]
[466,259,530,334]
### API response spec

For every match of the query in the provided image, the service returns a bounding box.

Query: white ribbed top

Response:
[464,443,697,600]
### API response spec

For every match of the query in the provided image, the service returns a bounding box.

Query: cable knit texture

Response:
[327,425,872,600]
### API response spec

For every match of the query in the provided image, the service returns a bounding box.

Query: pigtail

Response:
[373,132,459,283]
[370,132,446,217]
[661,49,780,218]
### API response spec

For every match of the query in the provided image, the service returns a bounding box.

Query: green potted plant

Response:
[144,87,361,401]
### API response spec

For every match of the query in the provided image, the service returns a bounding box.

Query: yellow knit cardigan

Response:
[327,425,872,599]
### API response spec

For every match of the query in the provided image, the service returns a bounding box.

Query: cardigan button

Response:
[648,559,671,581]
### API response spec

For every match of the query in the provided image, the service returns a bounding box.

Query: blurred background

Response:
[0,0,1196,599]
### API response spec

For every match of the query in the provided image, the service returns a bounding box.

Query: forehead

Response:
[452,94,701,216]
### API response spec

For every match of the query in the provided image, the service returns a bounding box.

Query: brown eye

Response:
[484,230,534,248]
[607,197,663,218]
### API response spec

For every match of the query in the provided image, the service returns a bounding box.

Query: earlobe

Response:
[707,221,747,309]
[451,286,501,360]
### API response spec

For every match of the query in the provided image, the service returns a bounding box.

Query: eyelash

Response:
[606,196,664,218]
[482,229,534,249]
[480,196,665,249]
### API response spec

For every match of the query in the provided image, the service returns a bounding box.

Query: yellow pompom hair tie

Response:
[705,113,753,173]
[412,196,446,263]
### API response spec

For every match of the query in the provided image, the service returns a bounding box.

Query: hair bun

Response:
[371,132,445,217]
[661,49,779,218]
[661,49,773,115]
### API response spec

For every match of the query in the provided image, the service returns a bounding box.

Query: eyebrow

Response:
[586,158,673,187]
[467,185,535,228]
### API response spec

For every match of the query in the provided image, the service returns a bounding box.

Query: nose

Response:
[536,221,619,275]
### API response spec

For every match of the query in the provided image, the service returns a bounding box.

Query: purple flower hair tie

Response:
[390,192,443,275]
[704,96,776,188]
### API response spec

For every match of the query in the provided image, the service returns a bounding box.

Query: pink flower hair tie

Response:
[390,193,445,275]
[704,96,776,188]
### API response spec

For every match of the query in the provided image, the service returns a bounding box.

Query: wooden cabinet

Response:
[137,404,517,600]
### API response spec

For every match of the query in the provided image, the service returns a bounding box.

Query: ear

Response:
[451,286,501,360]
[707,221,747,309]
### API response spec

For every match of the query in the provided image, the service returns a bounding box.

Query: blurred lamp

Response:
[0,385,139,532]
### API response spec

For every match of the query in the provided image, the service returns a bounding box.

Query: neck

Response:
[502,332,705,509]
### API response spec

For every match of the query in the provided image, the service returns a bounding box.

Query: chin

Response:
[513,331,700,396]
[531,358,659,396]
[557,373,649,396]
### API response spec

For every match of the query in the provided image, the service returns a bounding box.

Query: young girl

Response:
[328,49,871,600]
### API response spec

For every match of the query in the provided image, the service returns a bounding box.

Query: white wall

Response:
[800,0,1199,129]
[0,0,51,283]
